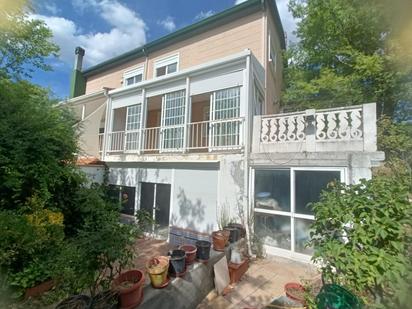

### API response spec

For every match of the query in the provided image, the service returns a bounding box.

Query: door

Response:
[254,168,345,259]
[160,90,186,151]
[125,104,142,152]
[140,182,171,239]
[209,87,241,149]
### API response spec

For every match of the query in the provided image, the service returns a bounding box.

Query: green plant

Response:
[309,175,411,307]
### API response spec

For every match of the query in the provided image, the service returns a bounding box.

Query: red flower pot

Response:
[113,270,145,309]
[178,244,197,265]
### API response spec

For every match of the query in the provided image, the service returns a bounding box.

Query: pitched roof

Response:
[82,0,285,77]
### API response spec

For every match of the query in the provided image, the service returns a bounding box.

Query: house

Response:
[64,0,383,261]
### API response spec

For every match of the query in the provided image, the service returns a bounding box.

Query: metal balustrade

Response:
[105,118,244,154]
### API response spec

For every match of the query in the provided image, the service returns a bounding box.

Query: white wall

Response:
[107,163,221,233]
[79,165,105,184]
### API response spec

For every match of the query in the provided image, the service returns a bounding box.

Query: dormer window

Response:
[154,54,179,77]
[123,67,144,87]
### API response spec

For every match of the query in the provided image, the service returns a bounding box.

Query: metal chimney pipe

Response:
[74,46,85,71]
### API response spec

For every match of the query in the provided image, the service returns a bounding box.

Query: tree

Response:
[283,0,412,117]
[0,78,83,212]
[0,0,59,78]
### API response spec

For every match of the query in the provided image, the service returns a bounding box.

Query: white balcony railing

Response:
[253,103,377,153]
[105,118,244,154]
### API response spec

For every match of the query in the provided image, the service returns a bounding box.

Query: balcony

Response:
[102,117,244,155]
[252,103,377,153]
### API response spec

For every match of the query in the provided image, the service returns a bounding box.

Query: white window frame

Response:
[160,90,186,152]
[154,53,180,77]
[123,66,144,87]
[268,33,277,73]
[252,167,347,262]
[125,104,142,152]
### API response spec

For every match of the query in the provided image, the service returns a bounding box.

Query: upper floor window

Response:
[123,67,144,87]
[154,54,179,77]
[268,33,277,72]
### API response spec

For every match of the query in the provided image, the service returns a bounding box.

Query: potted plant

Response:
[113,269,145,309]
[146,256,169,288]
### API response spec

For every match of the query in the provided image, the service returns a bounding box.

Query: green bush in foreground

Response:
[309,175,411,308]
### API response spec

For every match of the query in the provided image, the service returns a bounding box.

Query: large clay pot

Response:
[212,230,228,251]
[178,244,197,265]
[113,270,145,309]
[168,249,186,277]
[146,256,169,288]
[196,240,211,261]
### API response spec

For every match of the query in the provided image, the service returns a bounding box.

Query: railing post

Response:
[252,115,261,152]
[183,77,191,153]
[362,103,377,152]
[138,89,147,155]
[305,109,316,152]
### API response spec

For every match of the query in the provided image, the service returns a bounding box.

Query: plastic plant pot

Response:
[223,226,240,243]
[178,244,197,265]
[195,240,211,261]
[146,256,169,288]
[316,284,363,309]
[168,249,186,277]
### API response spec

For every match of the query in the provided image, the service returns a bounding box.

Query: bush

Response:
[52,188,144,297]
[309,175,411,307]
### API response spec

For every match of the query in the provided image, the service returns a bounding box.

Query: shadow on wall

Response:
[171,188,214,233]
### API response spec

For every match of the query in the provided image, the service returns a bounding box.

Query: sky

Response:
[30,0,297,99]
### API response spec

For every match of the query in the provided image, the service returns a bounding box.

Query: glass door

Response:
[209,87,241,149]
[160,90,186,151]
[125,104,142,152]
[254,168,345,258]
[140,182,171,239]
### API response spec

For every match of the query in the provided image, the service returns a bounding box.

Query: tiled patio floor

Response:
[197,255,319,309]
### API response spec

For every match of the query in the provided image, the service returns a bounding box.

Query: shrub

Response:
[309,175,411,307]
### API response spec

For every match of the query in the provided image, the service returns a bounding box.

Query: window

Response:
[254,83,264,115]
[123,67,144,87]
[154,54,179,77]
[254,168,345,256]
[161,90,186,150]
[211,87,241,147]
[268,33,277,72]
[125,104,142,151]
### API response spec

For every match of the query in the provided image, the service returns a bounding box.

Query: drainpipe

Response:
[102,87,112,161]
[69,47,86,98]
[243,54,253,256]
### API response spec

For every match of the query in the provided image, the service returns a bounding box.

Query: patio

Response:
[132,238,318,309]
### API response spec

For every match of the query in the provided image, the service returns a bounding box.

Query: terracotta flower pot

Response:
[228,259,249,284]
[113,270,145,309]
[212,230,228,251]
[178,244,197,265]
[146,256,169,288]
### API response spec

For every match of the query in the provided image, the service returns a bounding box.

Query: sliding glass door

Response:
[254,168,345,258]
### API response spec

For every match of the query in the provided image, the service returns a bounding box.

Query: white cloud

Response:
[31,0,147,67]
[157,16,176,32]
[43,2,60,15]
[194,10,215,20]
[235,0,248,5]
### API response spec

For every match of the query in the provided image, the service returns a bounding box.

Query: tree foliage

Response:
[283,0,412,116]
[0,78,82,212]
[309,176,412,308]
[0,1,59,78]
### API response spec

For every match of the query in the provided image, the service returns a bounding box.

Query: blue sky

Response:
[30,0,296,99]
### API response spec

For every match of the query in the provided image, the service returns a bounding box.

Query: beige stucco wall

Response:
[85,12,265,94]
